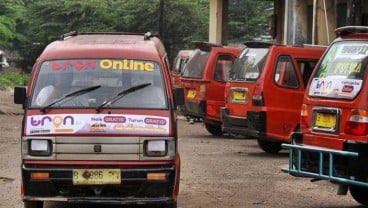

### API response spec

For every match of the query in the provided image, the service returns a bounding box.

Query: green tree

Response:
[3,0,273,71]
[16,0,117,70]
[228,0,273,43]
[0,1,25,47]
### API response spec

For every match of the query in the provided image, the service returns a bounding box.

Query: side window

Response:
[296,59,318,87]
[179,58,188,73]
[214,55,234,82]
[164,56,171,72]
[173,58,181,73]
[274,56,299,88]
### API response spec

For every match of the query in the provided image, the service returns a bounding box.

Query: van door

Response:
[267,55,304,141]
[206,54,236,122]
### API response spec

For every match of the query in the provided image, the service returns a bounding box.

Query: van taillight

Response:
[345,109,368,136]
[252,78,264,106]
[199,84,206,100]
[300,104,310,129]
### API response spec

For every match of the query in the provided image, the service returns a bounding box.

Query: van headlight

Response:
[29,139,52,156]
[144,140,167,157]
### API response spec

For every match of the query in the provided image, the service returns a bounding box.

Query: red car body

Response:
[180,42,241,135]
[283,26,368,206]
[222,42,326,153]
[14,32,184,208]
[171,50,193,89]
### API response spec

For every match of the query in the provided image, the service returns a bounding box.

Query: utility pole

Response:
[159,0,164,35]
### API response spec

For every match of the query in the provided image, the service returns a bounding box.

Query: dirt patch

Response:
[0,90,23,115]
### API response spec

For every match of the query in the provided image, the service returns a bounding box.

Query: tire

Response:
[257,139,282,154]
[24,201,43,208]
[167,202,177,208]
[350,185,368,206]
[205,123,224,136]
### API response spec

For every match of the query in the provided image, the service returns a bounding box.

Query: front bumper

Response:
[22,164,177,205]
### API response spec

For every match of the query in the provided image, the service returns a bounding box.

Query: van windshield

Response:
[181,49,210,78]
[229,47,269,81]
[308,41,368,100]
[30,59,168,109]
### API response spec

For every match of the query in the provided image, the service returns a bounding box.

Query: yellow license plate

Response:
[73,169,121,185]
[187,90,196,99]
[315,113,336,129]
[233,90,246,102]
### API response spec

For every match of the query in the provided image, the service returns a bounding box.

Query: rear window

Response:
[229,47,269,81]
[308,41,368,100]
[182,49,209,78]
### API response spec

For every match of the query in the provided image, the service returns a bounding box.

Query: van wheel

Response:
[205,123,224,136]
[24,201,43,208]
[257,139,282,154]
[350,185,368,206]
[167,201,177,208]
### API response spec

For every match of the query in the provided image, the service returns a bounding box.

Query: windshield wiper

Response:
[40,85,101,112]
[96,83,151,112]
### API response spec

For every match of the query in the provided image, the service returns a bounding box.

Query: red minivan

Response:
[180,42,241,135]
[13,31,184,208]
[221,42,326,153]
[283,26,368,206]
[171,50,193,89]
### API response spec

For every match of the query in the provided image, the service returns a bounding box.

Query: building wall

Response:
[274,0,368,46]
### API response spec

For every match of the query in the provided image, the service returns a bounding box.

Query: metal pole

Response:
[323,0,330,43]
[158,0,164,35]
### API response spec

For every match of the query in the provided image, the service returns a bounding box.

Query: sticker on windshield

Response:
[340,45,368,55]
[51,59,157,72]
[316,44,368,78]
[26,114,169,136]
[308,78,362,99]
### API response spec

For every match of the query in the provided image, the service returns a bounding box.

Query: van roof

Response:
[243,41,327,49]
[335,26,368,37]
[39,31,167,61]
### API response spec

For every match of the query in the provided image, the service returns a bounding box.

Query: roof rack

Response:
[243,41,275,48]
[192,41,222,51]
[59,31,158,41]
[59,31,78,40]
[335,26,368,37]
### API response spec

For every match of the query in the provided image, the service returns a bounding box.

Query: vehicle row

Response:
[172,26,368,206]
[172,39,326,154]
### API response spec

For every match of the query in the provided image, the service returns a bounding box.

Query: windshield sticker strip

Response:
[51,59,156,72]
[26,114,169,136]
[308,78,362,99]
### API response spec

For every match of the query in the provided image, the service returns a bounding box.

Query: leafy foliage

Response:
[228,0,273,43]
[0,0,272,71]
[0,1,25,47]
[0,71,29,89]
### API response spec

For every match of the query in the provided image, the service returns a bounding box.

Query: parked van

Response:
[171,50,193,89]
[14,31,184,208]
[282,26,368,206]
[180,42,241,135]
[221,42,326,153]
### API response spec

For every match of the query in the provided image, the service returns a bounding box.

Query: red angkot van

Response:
[283,26,368,206]
[171,50,193,89]
[14,31,184,208]
[180,42,241,135]
[222,42,326,153]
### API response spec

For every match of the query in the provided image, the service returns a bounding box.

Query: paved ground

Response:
[0,90,363,208]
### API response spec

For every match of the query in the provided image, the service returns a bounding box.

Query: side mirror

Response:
[173,87,184,108]
[14,86,27,105]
